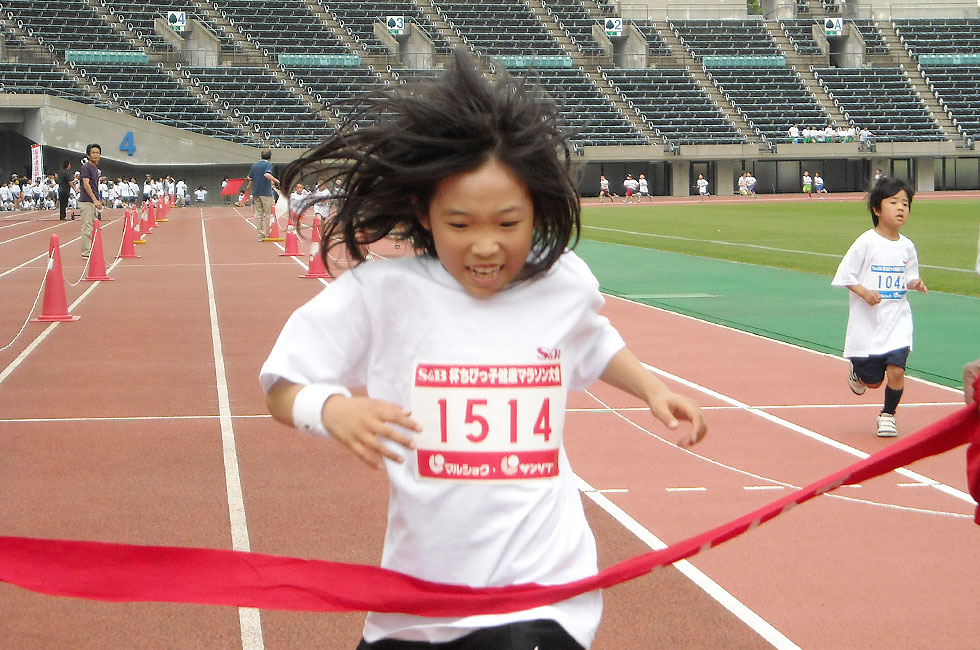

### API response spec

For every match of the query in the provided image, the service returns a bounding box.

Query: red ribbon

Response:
[1,405,977,615]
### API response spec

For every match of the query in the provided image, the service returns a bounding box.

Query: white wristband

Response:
[292,384,351,438]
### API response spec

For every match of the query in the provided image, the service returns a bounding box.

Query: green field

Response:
[581,198,980,297]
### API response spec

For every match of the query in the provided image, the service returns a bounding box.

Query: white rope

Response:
[0,258,49,352]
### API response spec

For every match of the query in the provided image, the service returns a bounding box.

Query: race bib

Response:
[411,362,565,482]
[870,264,906,299]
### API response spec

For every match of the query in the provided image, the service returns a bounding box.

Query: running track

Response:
[0,205,976,649]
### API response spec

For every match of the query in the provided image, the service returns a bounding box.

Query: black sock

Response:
[883,386,903,415]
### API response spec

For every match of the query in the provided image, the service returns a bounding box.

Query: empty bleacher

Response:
[524,68,647,146]
[101,0,237,54]
[850,19,888,55]
[322,1,453,55]
[894,17,980,56]
[79,64,251,143]
[0,61,109,108]
[432,0,562,57]
[671,19,780,61]
[183,66,332,147]
[540,0,605,57]
[708,67,829,143]
[813,67,944,141]
[920,65,980,140]
[216,0,349,57]
[603,68,744,145]
[627,20,672,57]
[2,0,137,56]
[780,19,824,56]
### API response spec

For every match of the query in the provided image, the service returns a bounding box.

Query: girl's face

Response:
[420,157,534,299]
[874,189,910,234]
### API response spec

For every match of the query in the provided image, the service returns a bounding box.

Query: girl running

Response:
[260,50,706,650]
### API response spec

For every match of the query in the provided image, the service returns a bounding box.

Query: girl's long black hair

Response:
[280,49,581,278]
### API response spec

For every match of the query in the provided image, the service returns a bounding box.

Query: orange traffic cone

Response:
[263,207,284,242]
[84,219,113,281]
[280,225,300,256]
[147,200,157,229]
[31,234,80,322]
[157,197,169,222]
[118,209,140,259]
[136,212,149,243]
[299,236,330,279]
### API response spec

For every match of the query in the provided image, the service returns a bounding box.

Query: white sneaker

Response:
[876,413,897,437]
[848,366,866,395]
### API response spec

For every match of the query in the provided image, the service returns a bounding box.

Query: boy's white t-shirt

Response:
[260,251,625,647]
[831,229,920,357]
[697,178,708,194]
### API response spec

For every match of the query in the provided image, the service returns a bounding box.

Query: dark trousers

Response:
[58,191,70,220]
[356,619,584,650]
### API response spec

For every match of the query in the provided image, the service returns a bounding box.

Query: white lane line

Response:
[639,361,975,505]
[577,475,802,650]
[200,220,264,650]
[568,401,961,413]
[0,414,275,423]
[665,487,708,492]
[584,226,978,274]
[0,257,122,387]
[743,486,786,491]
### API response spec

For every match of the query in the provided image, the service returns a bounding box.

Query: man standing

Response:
[78,143,103,260]
[244,149,279,240]
[57,160,77,220]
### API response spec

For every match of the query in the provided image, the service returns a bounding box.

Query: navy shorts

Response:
[850,347,910,385]
[356,619,583,649]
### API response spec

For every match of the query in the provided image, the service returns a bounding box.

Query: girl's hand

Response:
[862,290,882,306]
[322,396,422,469]
[648,392,708,448]
[907,278,928,294]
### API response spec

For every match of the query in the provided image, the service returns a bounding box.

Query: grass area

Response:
[581,198,980,297]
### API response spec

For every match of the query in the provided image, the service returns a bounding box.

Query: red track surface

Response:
[1,206,975,649]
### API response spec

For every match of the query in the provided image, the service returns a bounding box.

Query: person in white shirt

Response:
[788,123,800,143]
[597,175,613,202]
[622,173,639,204]
[696,173,709,201]
[745,172,757,198]
[738,171,749,196]
[261,51,706,650]
[637,173,650,200]
[175,179,188,207]
[832,177,927,437]
[195,186,207,205]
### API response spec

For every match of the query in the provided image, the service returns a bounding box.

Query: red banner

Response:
[0,405,976,615]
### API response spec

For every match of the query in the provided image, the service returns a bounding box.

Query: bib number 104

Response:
[437,397,552,444]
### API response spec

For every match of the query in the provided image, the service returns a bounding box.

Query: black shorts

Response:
[849,347,910,385]
[356,619,583,650]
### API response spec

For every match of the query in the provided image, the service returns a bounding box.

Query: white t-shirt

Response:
[638,178,649,194]
[831,229,921,357]
[260,251,625,647]
[697,178,708,194]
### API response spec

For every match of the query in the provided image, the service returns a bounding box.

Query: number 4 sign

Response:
[119,131,135,156]
[411,362,566,481]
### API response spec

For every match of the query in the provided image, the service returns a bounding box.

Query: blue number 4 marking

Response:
[120,131,135,156]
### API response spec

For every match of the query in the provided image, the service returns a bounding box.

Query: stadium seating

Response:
[101,0,238,53]
[540,0,606,57]
[431,0,563,56]
[707,67,829,143]
[522,68,648,146]
[0,62,109,108]
[919,65,980,140]
[627,20,672,57]
[894,18,980,56]
[323,0,453,55]
[217,0,349,56]
[670,19,780,60]
[183,66,332,147]
[78,64,252,143]
[813,67,945,141]
[779,19,824,56]
[603,68,744,145]
[1,0,138,56]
